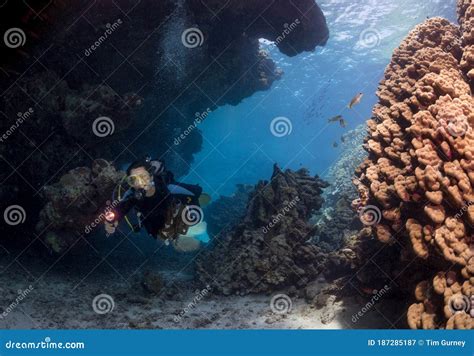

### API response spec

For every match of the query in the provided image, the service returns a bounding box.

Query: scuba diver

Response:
[104,157,209,252]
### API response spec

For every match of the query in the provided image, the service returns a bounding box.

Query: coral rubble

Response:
[353,3,473,329]
[197,165,328,295]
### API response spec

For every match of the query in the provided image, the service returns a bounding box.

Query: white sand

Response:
[0,267,390,329]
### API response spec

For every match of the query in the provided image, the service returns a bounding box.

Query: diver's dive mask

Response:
[126,173,151,187]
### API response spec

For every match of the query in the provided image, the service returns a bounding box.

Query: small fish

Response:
[341,136,345,143]
[328,115,342,123]
[332,142,338,148]
[339,118,347,128]
[348,92,363,109]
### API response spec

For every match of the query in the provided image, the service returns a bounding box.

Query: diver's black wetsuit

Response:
[114,169,202,239]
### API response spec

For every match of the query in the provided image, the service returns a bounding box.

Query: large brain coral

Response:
[354,5,473,329]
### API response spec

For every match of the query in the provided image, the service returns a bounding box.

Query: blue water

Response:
[182,0,457,199]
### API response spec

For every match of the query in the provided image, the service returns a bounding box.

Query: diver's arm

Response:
[104,189,136,235]
[113,189,136,220]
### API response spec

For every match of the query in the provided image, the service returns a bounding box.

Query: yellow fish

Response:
[348,92,363,109]
[198,193,212,207]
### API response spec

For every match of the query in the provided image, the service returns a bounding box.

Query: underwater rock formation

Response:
[204,184,253,239]
[1,72,141,186]
[0,0,328,249]
[186,0,329,57]
[36,159,124,253]
[310,198,361,252]
[353,4,473,329]
[196,164,328,295]
[310,125,367,250]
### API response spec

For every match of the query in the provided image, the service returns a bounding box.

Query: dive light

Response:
[105,210,116,223]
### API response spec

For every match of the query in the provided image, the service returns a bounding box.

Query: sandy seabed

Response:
[0,259,395,330]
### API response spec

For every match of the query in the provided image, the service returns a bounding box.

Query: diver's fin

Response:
[198,193,212,207]
[172,235,201,253]
[186,221,207,236]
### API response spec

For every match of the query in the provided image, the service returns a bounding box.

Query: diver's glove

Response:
[104,210,118,235]
[105,221,118,235]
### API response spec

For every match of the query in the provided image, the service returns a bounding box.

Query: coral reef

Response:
[310,197,361,251]
[323,125,368,207]
[408,270,473,329]
[196,165,328,295]
[352,5,473,329]
[1,72,140,186]
[204,184,253,239]
[36,159,123,253]
[310,125,367,250]
[323,228,394,285]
